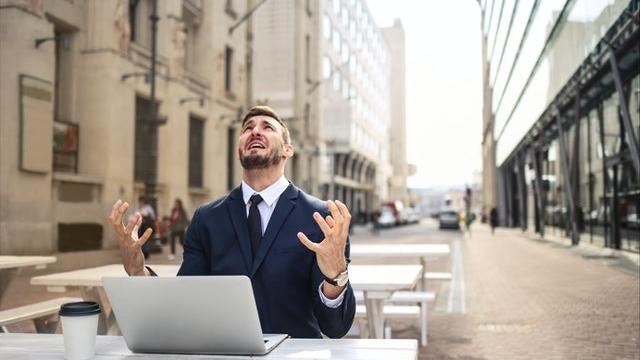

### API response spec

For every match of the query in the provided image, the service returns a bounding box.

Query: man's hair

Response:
[241,105,291,144]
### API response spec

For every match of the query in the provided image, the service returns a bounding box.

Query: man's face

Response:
[238,115,293,170]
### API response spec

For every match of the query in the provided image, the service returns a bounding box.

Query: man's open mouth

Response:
[247,140,266,150]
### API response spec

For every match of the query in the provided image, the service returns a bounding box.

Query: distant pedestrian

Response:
[134,195,155,259]
[490,207,498,234]
[463,187,472,233]
[168,198,189,260]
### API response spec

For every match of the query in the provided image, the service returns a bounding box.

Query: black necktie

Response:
[248,194,264,257]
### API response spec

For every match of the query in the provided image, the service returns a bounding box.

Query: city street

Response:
[2,219,639,359]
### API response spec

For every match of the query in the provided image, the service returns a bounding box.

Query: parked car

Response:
[382,200,407,225]
[439,210,460,230]
[377,207,396,228]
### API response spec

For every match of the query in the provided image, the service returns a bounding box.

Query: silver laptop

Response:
[102,276,288,355]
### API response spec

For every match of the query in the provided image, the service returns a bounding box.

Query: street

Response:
[2,220,639,359]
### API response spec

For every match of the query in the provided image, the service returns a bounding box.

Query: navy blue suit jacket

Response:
[176,183,356,338]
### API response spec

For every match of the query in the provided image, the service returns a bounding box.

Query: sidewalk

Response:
[420,224,639,360]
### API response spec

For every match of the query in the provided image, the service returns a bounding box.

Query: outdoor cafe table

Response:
[350,243,450,290]
[0,333,419,359]
[0,256,56,301]
[349,264,422,339]
[30,264,177,335]
[30,264,422,339]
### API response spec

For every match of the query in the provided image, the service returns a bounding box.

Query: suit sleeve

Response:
[311,233,356,338]
[177,207,210,276]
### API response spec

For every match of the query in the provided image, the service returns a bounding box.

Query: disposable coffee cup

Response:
[59,301,101,360]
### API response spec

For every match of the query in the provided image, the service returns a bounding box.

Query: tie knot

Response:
[250,194,263,206]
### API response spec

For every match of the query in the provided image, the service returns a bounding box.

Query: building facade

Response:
[382,19,410,206]
[481,0,639,253]
[252,0,397,222]
[0,0,251,254]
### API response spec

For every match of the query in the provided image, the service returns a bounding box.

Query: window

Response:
[333,30,341,53]
[52,26,76,173]
[53,121,79,173]
[323,56,332,78]
[129,0,152,48]
[189,115,204,188]
[323,14,331,39]
[224,46,234,93]
[183,9,199,71]
[134,96,153,182]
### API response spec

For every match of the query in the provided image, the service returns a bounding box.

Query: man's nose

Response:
[251,126,261,136]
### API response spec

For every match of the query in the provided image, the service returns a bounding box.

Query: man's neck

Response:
[242,166,285,192]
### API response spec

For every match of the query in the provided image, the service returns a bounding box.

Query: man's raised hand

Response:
[107,200,151,276]
[297,200,351,282]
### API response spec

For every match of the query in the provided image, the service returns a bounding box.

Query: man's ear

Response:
[284,143,294,158]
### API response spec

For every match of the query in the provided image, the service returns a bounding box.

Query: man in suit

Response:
[108,105,355,338]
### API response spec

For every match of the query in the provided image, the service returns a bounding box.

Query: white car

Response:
[377,208,396,228]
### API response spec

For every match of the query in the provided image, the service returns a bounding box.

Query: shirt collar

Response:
[241,175,290,207]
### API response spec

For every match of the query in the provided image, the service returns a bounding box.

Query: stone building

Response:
[0,0,251,254]
[252,0,397,221]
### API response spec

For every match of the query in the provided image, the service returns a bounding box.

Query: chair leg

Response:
[420,301,427,346]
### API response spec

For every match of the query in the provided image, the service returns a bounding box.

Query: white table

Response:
[30,264,421,340]
[30,264,177,335]
[0,333,419,359]
[0,256,56,301]
[349,264,422,339]
[350,243,450,289]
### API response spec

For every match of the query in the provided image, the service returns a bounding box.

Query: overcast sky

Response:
[366,0,483,189]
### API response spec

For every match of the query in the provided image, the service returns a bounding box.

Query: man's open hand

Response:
[297,200,351,283]
[107,200,152,276]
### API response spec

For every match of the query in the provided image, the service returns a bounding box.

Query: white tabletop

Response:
[349,264,422,292]
[0,333,418,360]
[30,264,422,292]
[350,243,450,257]
[30,264,179,287]
[0,256,56,270]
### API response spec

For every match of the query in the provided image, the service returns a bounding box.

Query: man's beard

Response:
[239,147,283,170]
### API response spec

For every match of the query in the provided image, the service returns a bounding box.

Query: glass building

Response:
[481,0,639,253]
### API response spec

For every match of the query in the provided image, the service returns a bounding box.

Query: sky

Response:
[366,0,483,189]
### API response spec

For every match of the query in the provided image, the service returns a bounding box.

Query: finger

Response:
[297,232,320,252]
[334,200,352,238]
[313,212,332,237]
[138,228,153,246]
[327,201,344,227]
[132,216,142,238]
[325,215,335,228]
[108,200,122,223]
[124,213,140,236]
[115,202,129,226]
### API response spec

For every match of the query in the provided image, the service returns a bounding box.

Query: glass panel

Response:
[487,0,504,57]
[489,0,516,81]
[492,0,535,109]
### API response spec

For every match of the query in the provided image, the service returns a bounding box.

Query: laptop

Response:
[102,276,288,355]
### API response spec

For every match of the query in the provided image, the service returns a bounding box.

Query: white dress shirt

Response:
[241,176,346,307]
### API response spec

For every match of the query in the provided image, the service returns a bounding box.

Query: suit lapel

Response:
[226,186,253,273]
[251,184,298,276]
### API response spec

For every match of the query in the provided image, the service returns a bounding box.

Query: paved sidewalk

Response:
[418,225,639,360]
